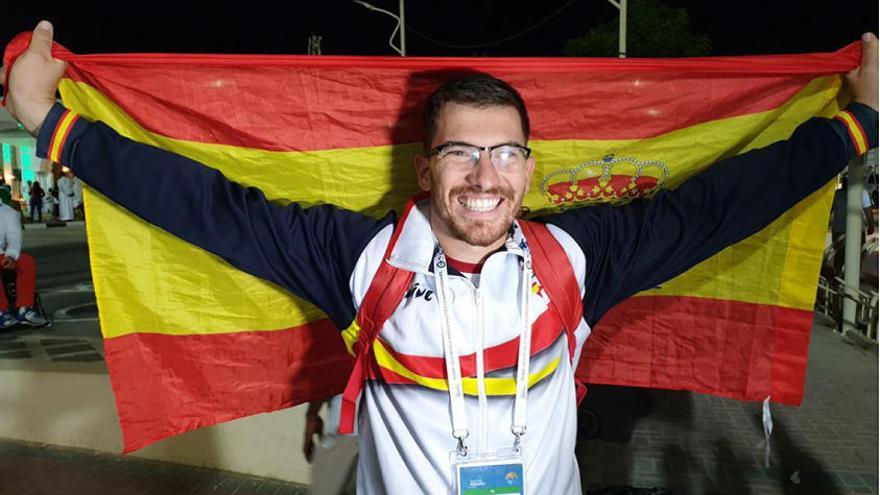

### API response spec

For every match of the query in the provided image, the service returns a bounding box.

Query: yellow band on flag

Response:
[65,75,841,339]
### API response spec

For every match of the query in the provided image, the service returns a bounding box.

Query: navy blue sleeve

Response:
[36,103,393,329]
[542,104,879,327]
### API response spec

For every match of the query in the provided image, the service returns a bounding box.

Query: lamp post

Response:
[842,156,867,339]
[607,0,627,58]
[353,0,406,56]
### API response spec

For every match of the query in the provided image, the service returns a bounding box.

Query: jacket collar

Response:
[386,195,528,275]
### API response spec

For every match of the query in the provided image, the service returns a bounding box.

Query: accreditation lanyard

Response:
[432,236,534,457]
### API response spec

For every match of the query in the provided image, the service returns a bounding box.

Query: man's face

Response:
[415,103,535,249]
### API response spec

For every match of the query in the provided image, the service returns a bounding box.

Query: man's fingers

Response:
[846,32,880,110]
[849,33,877,78]
[861,32,877,70]
[28,21,55,57]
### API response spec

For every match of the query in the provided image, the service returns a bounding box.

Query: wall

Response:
[0,366,312,484]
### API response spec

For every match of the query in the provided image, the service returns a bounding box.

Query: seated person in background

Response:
[0,178,12,207]
[0,202,46,327]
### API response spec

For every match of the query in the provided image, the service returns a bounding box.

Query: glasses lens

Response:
[491,145,527,169]
[438,144,478,165]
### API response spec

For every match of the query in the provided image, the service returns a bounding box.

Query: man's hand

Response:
[0,21,67,135]
[1,257,17,271]
[847,33,879,111]
[302,401,325,464]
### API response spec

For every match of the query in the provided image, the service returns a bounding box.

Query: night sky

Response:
[3,1,878,58]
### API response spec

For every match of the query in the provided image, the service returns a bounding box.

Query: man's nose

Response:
[466,151,500,187]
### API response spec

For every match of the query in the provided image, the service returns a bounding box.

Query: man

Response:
[0,201,47,327]
[2,21,876,494]
[28,180,45,223]
[0,177,12,207]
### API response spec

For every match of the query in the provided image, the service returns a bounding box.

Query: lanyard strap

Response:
[433,247,470,456]
[433,237,533,456]
[512,248,532,452]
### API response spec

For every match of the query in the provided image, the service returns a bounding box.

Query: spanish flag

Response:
[4,33,865,452]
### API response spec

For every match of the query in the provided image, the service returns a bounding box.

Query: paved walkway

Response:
[0,440,308,495]
[578,315,878,494]
[0,315,876,494]
[22,219,86,230]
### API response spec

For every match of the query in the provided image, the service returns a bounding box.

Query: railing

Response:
[816,275,878,342]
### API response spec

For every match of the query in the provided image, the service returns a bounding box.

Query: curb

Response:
[23,220,85,230]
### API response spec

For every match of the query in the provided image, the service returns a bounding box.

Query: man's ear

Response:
[414,154,432,191]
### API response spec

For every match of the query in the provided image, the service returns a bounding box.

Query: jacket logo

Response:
[540,152,669,208]
[404,282,434,302]
[531,280,546,299]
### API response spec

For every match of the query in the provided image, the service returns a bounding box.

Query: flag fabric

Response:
[3,34,862,452]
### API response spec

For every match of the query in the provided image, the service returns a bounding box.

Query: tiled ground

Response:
[577,317,878,494]
[1,316,875,494]
[0,440,308,495]
[0,337,103,362]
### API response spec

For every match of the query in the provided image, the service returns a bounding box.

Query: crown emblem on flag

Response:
[540,153,669,207]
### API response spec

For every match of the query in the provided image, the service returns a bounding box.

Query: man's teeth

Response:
[461,197,501,212]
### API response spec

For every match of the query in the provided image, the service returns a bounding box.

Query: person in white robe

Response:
[56,173,75,221]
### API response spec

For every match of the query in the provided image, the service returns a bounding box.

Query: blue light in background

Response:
[20,146,35,183]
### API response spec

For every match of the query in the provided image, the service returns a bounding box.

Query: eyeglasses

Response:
[427,142,532,171]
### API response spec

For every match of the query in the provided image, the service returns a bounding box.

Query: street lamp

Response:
[353,0,406,56]
[607,0,627,58]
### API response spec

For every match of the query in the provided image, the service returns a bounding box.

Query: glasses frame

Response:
[426,141,532,169]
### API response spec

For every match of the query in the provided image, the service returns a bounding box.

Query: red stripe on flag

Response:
[4,31,856,150]
[104,319,352,453]
[576,296,813,405]
[63,65,819,150]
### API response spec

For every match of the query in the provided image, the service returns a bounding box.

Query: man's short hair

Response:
[423,74,530,151]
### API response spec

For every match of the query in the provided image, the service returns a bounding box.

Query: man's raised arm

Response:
[544,34,878,326]
[1,21,393,330]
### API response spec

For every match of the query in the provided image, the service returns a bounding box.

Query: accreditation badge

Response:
[451,448,525,494]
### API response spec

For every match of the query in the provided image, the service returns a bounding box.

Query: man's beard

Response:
[433,185,519,247]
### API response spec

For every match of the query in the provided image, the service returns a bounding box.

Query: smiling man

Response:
[416,89,535,258]
[2,21,877,495]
